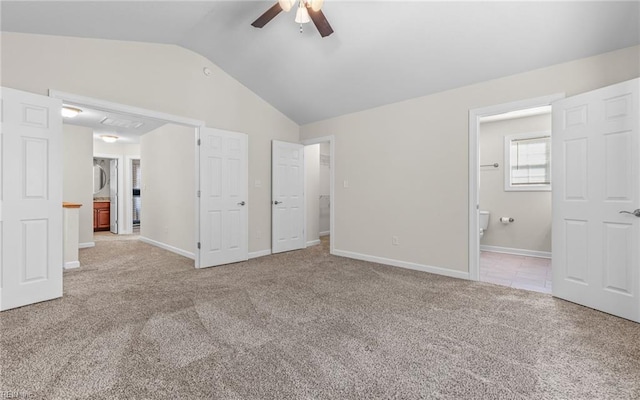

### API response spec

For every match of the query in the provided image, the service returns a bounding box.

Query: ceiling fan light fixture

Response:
[101,135,119,143]
[309,0,324,12]
[295,3,310,23]
[278,0,295,12]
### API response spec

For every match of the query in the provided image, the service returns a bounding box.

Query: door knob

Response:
[273,201,282,205]
[619,209,640,217]
[237,201,246,206]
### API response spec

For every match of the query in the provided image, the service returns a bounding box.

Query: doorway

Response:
[468,94,564,285]
[52,90,206,267]
[131,158,141,234]
[477,107,553,293]
[92,156,120,236]
[302,135,335,255]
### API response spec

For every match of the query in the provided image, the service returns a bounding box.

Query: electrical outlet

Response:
[392,236,400,246]
[343,180,349,188]
[255,179,262,188]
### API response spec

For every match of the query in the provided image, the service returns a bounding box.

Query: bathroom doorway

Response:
[93,156,120,236]
[469,94,563,293]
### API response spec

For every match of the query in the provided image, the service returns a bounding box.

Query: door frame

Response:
[93,153,124,234]
[468,94,564,281]
[125,155,141,234]
[302,135,336,255]
[49,90,205,267]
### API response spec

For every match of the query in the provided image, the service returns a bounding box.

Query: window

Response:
[504,131,551,191]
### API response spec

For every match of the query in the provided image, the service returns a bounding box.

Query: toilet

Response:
[480,211,490,238]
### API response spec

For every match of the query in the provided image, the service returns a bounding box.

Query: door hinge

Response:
[197,242,201,249]
[197,190,201,197]
[197,139,201,146]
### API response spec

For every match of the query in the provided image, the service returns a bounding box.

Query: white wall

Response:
[1,32,299,254]
[479,114,552,253]
[304,144,320,245]
[140,124,195,255]
[301,46,639,276]
[62,125,94,246]
[319,142,330,235]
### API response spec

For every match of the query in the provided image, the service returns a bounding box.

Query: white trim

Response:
[249,249,272,259]
[480,245,551,259]
[79,242,95,249]
[301,135,335,256]
[49,90,205,128]
[468,93,564,282]
[333,249,470,280]
[194,128,201,269]
[139,236,195,260]
[63,261,80,270]
[319,231,330,237]
[306,239,321,247]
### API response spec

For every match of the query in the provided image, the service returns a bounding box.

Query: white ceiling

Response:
[2,1,639,125]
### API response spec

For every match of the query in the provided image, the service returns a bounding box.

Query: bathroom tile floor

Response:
[479,251,552,294]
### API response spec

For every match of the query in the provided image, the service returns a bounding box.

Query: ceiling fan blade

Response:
[251,2,283,28]
[307,6,334,37]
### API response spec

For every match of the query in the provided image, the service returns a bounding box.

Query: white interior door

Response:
[1,87,63,311]
[198,127,248,268]
[272,140,305,253]
[552,78,639,322]
[109,159,118,234]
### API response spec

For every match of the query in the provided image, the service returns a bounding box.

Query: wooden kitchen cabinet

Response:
[93,201,110,231]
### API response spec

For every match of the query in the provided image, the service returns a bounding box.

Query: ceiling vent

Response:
[100,117,144,129]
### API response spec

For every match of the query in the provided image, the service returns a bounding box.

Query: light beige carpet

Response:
[1,237,639,399]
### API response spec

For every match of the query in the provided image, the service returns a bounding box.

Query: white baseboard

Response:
[306,239,321,247]
[319,231,330,237]
[79,242,95,249]
[480,245,551,259]
[64,261,80,270]
[249,249,271,259]
[139,236,195,260]
[332,249,470,280]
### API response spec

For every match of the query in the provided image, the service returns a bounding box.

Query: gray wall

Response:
[301,46,639,276]
[2,32,299,254]
[140,124,195,255]
[479,114,552,253]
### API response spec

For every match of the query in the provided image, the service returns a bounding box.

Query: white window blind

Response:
[509,136,550,185]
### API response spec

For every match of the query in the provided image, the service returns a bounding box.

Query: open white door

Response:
[1,87,63,311]
[198,127,248,268]
[109,159,118,234]
[272,140,305,253]
[552,78,640,322]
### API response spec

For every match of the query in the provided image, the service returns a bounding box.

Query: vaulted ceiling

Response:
[2,1,639,125]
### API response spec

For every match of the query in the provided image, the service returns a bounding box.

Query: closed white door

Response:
[198,127,248,268]
[272,140,305,253]
[1,87,63,311]
[109,159,118,234]
[552,78,639,322]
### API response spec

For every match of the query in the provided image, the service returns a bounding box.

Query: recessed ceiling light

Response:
[101,135,119,143]
[61,106,82,118]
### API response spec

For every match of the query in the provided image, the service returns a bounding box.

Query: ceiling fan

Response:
[251,0,334,38]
